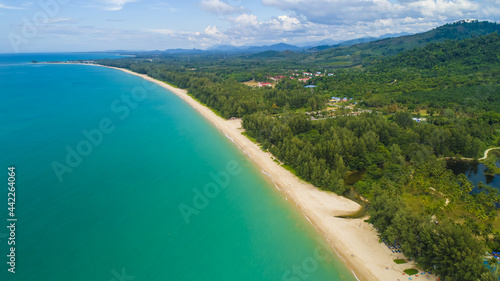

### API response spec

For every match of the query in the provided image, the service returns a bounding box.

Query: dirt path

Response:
[440,147,500,161]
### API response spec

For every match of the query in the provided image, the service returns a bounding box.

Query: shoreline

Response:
[92,63,412,281]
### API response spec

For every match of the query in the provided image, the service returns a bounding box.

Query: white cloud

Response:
[262,0,490,25]
[101,0,136,11]
[204,25,228,40]
[228,14,305,34]
[408,0,479,18]
[23,0,496,51]
[187,13,450,47]
[199,0,245,15]
[230,14,259,26]
[0,3,24,9]
[47,17,77,24]
[204,25,219,35]
[275,15,301,31]
[149,29,176,35]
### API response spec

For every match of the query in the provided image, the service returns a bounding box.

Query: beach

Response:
[98,64,415,281]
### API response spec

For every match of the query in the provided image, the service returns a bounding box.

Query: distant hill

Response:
[116,20,500,64]
[162,48,204,54]
[245,50,300,59]
[296,38,341,47]
[206,44,240,52]
[207,33,413,54]
[305,32,412,52]
[311,20,500,61]
[246,43,303,52]
[207,43,303,53]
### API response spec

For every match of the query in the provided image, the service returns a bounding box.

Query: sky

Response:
[0,0,499,53]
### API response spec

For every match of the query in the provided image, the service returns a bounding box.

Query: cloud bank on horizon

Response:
[0,0,498,52]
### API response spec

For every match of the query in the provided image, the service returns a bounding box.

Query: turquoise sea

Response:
[0,53,356,281]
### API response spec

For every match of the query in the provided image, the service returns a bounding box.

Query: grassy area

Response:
[281,164,297,176]
[242,80,275,88]
[241,132,258,144]
[394,259,407,264]
[186,93,224,118]
[158,79,179,89]
[483,149,500,175]
[404,268,419,275]
[416,109,429,117]
[402,192,445,215]
[242,80,260,87]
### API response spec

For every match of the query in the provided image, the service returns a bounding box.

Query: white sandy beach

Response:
[99,64,420,281]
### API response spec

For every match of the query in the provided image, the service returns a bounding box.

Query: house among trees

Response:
[412,117,427,123]
[258,82,272,87]
[269,75,286,81]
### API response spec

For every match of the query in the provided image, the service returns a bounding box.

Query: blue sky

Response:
[1,0,499,53]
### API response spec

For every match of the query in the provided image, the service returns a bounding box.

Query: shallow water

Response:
[0,54,355,281]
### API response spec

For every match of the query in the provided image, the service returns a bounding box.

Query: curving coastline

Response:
[93,63,414,281]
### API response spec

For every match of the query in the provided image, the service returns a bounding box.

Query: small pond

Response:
[447,160,500,192]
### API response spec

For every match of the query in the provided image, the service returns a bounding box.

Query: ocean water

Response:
[0,54,355,281]
[0,52,127,65]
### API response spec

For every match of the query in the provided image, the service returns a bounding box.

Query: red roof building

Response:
[258,82,272,87]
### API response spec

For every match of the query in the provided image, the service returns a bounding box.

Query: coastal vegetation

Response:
[403,268,419,276]
[97,20,500,280]
[394,259,407,264]
[484,150,500,175]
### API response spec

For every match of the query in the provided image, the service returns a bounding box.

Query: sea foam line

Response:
[304,215,312,225]
[261,170,281,190]
[351,270,361,281]
[224,133,252,158]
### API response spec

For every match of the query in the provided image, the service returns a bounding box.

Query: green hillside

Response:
[306,20,500,65]
[312,33,500,113]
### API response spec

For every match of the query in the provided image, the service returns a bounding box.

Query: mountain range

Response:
[119,20,500,59]
[160,32,413,55]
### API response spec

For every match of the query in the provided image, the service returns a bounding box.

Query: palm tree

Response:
[476,192,487,205]
[487,211,497,221]
[486,256,499,278]
[476,209,488,221]
[465,202,475,212]
[469,221,482,236]
[483,223,494,238]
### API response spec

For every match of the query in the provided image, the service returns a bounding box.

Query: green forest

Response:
[97,21,500,280]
